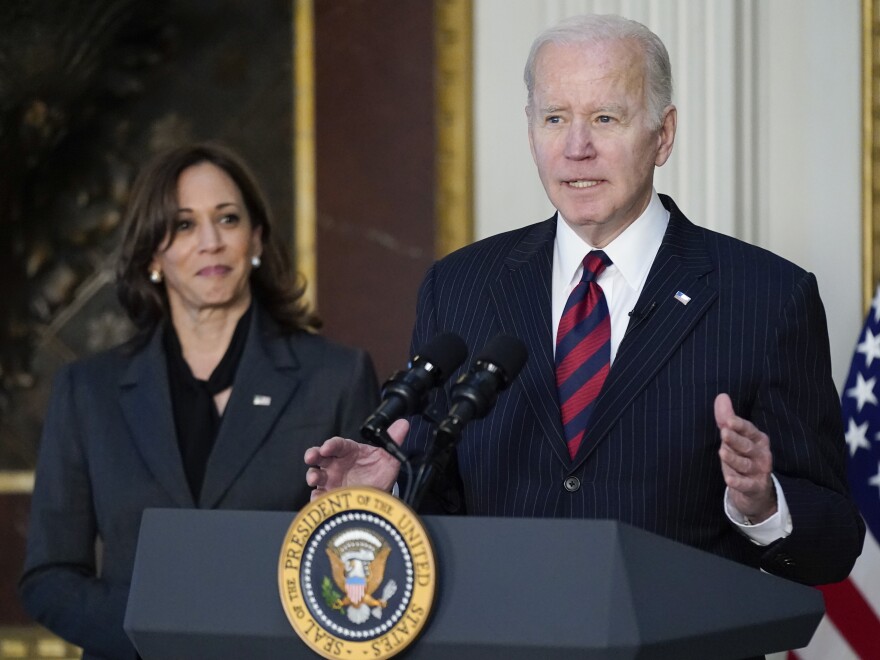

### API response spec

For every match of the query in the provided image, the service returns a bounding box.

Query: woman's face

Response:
[149,161,262,319]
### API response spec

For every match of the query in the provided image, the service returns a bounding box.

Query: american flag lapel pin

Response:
[253,394,272,406]
[674,291,691,306]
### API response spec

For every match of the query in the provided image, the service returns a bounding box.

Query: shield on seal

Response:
[346,575,366,605]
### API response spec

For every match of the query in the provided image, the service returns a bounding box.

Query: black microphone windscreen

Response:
[476,335,528,381]
[414,332,468,378]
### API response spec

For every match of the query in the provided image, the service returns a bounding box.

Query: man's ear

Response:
[654,105,677,167]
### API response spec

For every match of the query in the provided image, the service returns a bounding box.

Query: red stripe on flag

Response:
[787,652,798,660]
[819,578,880,659]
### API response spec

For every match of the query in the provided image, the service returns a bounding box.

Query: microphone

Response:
[625,301,657,338]
[361,332,468,461]
[628,301,657,320]
[404,334,527,509]
[435,334,528,441]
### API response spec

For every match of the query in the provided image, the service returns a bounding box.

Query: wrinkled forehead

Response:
[531,38,648,105]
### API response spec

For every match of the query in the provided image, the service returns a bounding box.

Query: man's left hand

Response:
[715,393,777,523]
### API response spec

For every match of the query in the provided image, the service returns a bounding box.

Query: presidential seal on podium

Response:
[278,487,436,659]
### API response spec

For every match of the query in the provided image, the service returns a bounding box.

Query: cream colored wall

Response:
[755,0,861,392]
[473,0,862,389]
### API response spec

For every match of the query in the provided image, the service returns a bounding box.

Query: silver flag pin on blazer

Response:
[674,291,691,305]
[253,395,272,406]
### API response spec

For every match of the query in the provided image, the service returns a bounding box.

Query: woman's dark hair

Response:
[116,142,319,340]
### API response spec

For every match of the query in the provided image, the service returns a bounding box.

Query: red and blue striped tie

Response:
[556,250,611,459]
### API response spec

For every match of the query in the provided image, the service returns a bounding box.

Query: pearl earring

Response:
[251,255,262,269]
[149,269,163,283]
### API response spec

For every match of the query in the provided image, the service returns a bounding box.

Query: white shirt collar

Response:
[555,190,669,290]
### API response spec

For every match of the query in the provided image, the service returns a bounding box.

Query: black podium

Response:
[124,508,823,659]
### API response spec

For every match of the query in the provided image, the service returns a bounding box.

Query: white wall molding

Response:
[474,0,860,387]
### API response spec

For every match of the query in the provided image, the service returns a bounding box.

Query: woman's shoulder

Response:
[55,338,147,387]
[280,331,370,366]
[254,305,366,363]
[269,332,378,401]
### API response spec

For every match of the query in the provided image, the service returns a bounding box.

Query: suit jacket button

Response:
[563,476,581,492]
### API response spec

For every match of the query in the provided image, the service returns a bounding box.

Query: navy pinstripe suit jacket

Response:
[404,195,864,586]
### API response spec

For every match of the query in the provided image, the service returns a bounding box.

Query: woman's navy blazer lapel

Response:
[118,308,305,509]
[199,310,303,508]
[119,330,194,507]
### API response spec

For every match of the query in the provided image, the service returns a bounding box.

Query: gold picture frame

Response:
[294,0,317,312]
[292,0,474,302]
[864,0,879,310]
[434,0,474,258]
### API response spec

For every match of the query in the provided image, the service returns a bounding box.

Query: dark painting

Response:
[0,0,294,470]
[0,0,294,637]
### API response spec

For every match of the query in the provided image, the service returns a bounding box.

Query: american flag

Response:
[787,286,880,660]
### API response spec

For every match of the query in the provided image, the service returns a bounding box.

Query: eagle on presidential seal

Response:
[326,528,398,624]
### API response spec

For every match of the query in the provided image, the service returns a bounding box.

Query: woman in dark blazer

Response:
[19,143,379,659]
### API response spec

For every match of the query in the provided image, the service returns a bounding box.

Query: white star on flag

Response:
[845,418,871,456]
[858,328,880,368]
[870,462,880,495]
[845,372,878,412]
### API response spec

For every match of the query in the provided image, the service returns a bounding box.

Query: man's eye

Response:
[597,115,614,123]
[546,115,561,124]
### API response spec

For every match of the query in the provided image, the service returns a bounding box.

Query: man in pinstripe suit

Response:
[306,14,864,587]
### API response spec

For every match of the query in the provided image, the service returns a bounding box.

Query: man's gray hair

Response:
[523,14,673,129]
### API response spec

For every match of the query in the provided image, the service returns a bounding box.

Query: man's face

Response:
[527,39,676,247]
